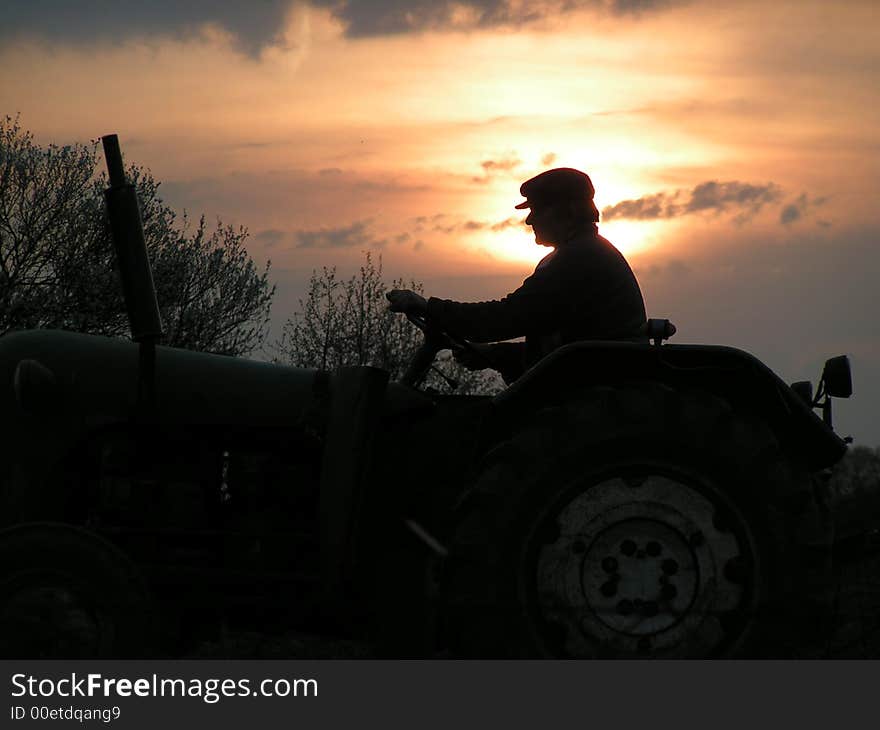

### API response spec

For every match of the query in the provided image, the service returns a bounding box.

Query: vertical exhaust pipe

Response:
[101,134,164,411]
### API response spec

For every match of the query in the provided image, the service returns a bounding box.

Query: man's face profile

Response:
[525,202,565,247]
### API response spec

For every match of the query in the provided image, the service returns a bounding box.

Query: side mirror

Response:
[822,355,852,398]
[790,381,813,406]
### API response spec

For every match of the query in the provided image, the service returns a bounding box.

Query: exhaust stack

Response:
[101,134,163,410]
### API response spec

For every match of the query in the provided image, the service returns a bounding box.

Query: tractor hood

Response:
[0,329,318,429]
[0,330,431,523]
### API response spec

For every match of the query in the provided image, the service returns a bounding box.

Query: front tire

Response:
[0,523,153,658]
[442,383,833,658]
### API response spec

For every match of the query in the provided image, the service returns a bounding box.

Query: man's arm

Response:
[426,265,566,342]
[386,288,528,382]
[386,270,561,342]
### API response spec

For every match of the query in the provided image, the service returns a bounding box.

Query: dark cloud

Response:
[254,228,287,248]
[424,214,527,235]
[0,1,296,56]
[686,181,781,216]
[780,193,827,226]
[491,216,528,232]
[311,0,682,38]
[541,152,558,166]
[295,219,387,249]
[472,156,521,184]
[414,213,450,232]
[481,158,520,173]
[0,0,685,51]
[780,198,804,225]
[602,180,784,223]
[433,222,463,234]
[247,222,420,252]
[603,192,671,220]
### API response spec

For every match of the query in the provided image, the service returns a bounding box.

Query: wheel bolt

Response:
[620,540,637,557]
[662,584,678,600]
[662,559,679,575]
[572,540,586,554]
[617,599,634,616]
[647,541,662,557]
[601,581,617,597]
[601,557,618,573]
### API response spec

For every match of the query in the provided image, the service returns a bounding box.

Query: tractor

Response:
[0,137,853,658]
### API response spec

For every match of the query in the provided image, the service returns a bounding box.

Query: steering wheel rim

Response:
[399,312,496,388]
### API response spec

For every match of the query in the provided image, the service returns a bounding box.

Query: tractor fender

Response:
[491,341,847,471]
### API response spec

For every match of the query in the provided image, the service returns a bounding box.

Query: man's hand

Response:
[386,289,427,315]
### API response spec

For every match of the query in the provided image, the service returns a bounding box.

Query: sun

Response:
[477,218,660,268]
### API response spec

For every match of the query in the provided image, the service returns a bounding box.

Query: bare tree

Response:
[274,252,503,394]
[0,116,275,356]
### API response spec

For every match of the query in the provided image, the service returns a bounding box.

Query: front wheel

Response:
[0,523,153,658]
[442,383,833,658]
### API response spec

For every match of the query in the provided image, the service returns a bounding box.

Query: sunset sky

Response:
[1,0,877,443]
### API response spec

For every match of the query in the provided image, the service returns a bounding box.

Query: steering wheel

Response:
[401,312,495,388]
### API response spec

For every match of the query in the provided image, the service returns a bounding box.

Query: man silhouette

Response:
[387,167,647,383]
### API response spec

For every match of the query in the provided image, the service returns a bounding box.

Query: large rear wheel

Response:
[442,383,833,658]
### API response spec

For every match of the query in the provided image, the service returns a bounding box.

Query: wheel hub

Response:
[533,473,755,657]
[583,519,698,635]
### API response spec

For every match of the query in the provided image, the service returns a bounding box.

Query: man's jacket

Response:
[426,226,647,382]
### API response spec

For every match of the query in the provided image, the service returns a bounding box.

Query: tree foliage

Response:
[830,445,880,501]
[828,444,880,540]
[274,253,503,395]
[0,116,275,356]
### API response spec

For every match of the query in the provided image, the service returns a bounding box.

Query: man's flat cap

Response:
[514,167,595,209]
